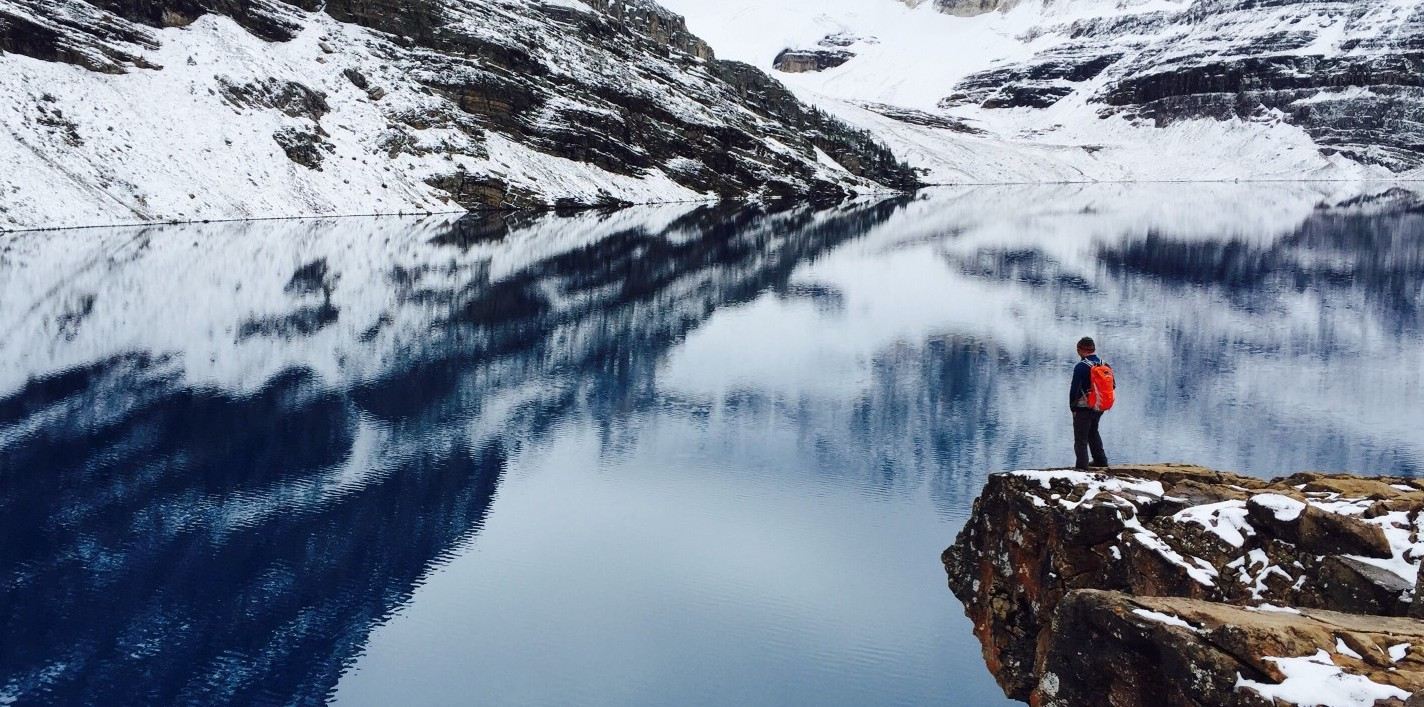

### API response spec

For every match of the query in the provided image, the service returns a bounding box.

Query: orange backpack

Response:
[1085,361,1116,412]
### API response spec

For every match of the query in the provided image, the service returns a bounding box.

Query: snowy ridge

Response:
[0,0,914,230]
[657,0,1424,183]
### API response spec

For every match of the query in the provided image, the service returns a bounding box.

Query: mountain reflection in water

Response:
[1,184,1422,706]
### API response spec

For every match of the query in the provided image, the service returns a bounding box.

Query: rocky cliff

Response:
[0,0,916,229]
[944,465,1424,705]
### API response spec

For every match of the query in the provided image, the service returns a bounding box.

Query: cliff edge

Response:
[944,464,1424,706]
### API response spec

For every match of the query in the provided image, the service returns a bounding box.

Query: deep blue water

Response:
[2,184,1422,705]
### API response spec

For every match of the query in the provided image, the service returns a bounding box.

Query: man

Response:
[1069,336,1112,470]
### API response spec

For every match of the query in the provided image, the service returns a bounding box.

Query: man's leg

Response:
[1072,410,1091,469]
[1088,411,1108,467]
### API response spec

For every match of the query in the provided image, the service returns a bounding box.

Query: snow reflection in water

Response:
[1,184,1422,706]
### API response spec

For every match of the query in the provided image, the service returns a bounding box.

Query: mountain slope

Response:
[0,0,917,230]
[657,0,1424,183]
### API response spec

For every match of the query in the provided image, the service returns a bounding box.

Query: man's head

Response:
[1077,336,1096,358]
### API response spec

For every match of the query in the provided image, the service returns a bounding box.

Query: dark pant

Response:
[1073,409,1107,469]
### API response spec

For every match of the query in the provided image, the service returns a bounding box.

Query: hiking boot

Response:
[1089,461,1110,468]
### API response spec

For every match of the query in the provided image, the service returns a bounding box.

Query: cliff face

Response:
[0,0,915,229]
[1039,591,1424,707]
[944,465,1424,705]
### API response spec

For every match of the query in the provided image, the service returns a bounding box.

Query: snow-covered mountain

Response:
[659,0,1424,183]
[3,0,1421,230]
[0,0,916,230]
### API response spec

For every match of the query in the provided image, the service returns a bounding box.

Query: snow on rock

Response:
[1337,638,1364,660]
[657,0,1424,183]
[1040,591,1424,707]
[1235,650,1412,707]
[945,464,1424,701]
[1130,608,1201,633]
[1173,499,1255,548]
[0,0,916,230]
[1253,493,1308,522]
[1250,604,1303,614]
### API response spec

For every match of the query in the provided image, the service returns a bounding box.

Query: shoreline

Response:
[7,177,1424,235]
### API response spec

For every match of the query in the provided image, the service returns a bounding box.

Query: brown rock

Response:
[945,466,1424,702]
[1247,495,1394,558]
[1034,591,1424,707]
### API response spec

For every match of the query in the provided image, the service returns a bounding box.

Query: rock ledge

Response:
[944,464,1424,706]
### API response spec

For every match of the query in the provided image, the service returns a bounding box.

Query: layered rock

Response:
[940,0,1424,172]
[1040,591,1424,707]
[773,48,853,73]
[944,465,1424,704]
[0,0,916,229]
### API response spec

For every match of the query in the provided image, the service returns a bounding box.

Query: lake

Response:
[2,184,1422,706]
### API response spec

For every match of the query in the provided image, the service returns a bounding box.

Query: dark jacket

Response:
[1070,355,1103,411]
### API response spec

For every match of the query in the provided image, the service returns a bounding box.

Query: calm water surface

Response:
[2,184,1423,705]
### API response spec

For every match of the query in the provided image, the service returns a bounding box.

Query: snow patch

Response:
[1249,604,1301,614]
[1253,494,1306,521]
[1174,500,1254,548]
[1132,608,1202,633]
[1235,650,1411,707]
[1336,639,1364,660]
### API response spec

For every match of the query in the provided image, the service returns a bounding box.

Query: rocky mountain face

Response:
[662,0,1424,183]
[940,0,1424,172]
[0,0,915,229]
[945,465,1424,705]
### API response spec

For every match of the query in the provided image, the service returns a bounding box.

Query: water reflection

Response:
[2,184,1422,705]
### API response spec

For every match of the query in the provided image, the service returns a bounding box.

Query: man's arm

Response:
[1069,362,1087,410]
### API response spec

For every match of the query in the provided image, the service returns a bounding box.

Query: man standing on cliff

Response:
[1070,336,1114,470]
